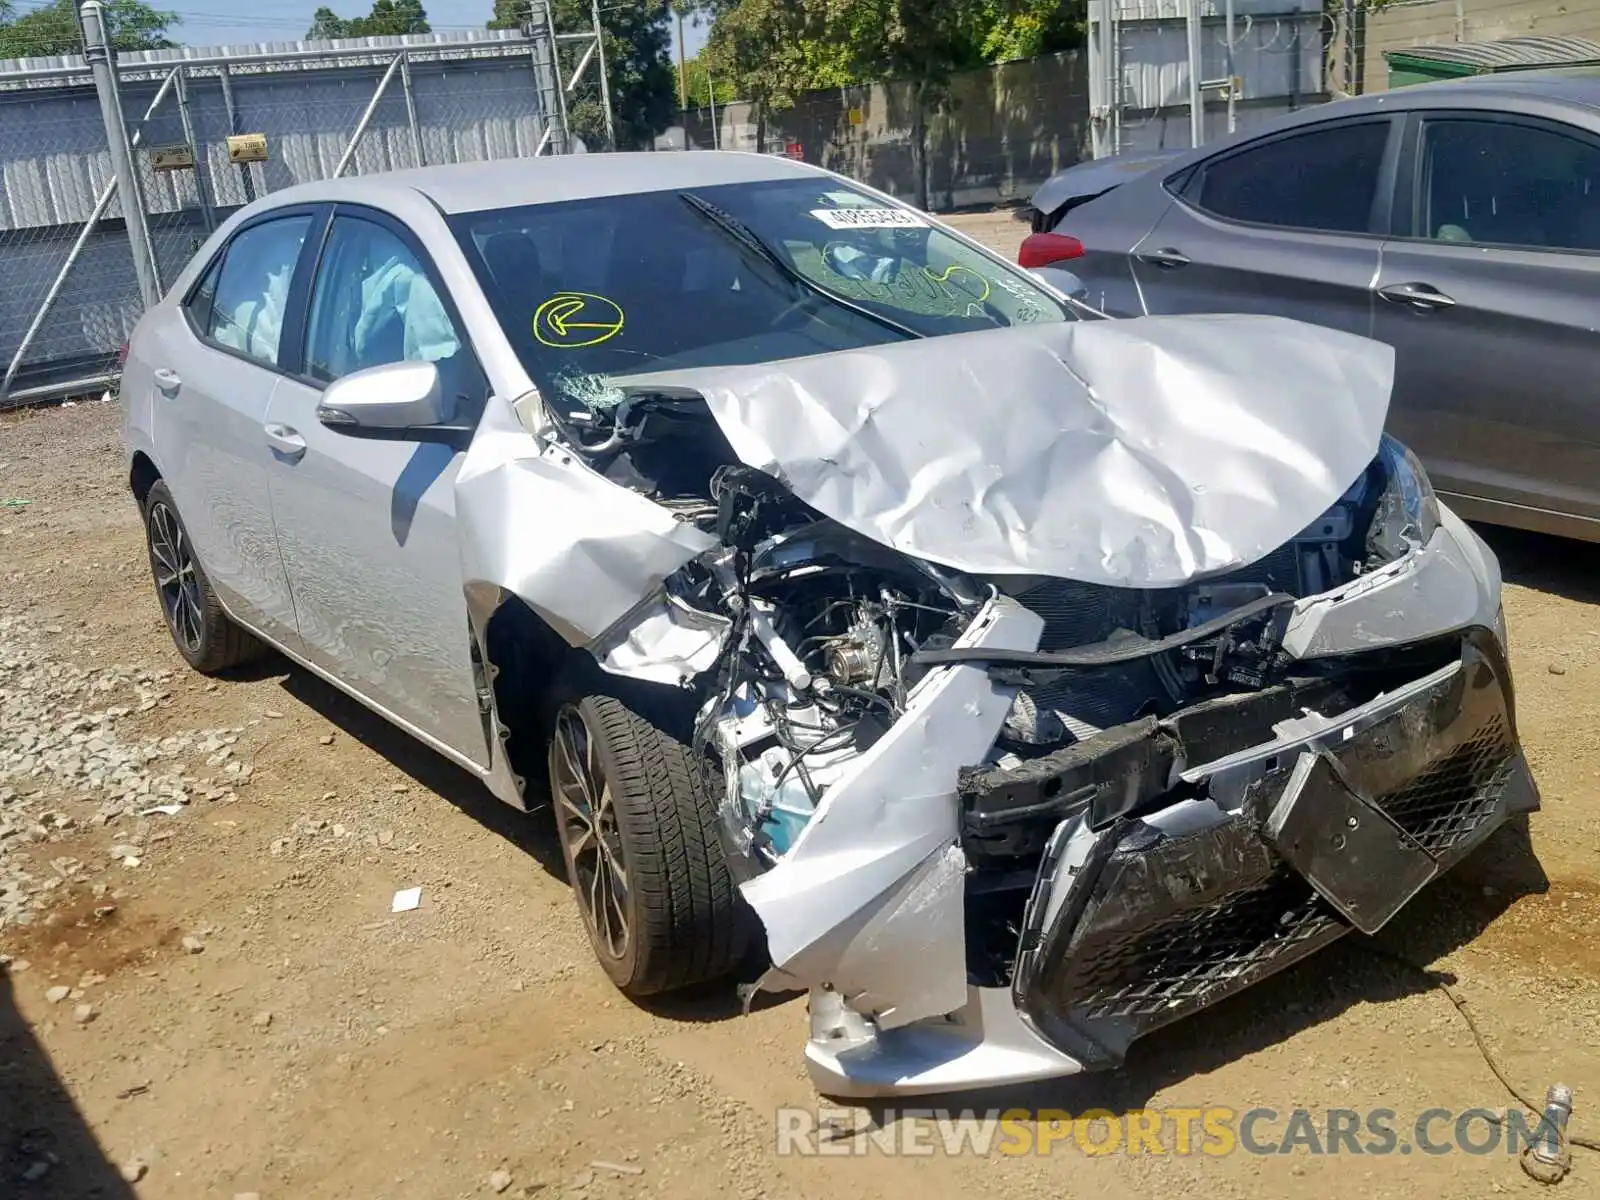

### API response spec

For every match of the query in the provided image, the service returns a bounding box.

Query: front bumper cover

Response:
[1015,626,1533,1068]
[806,627,1536,1095]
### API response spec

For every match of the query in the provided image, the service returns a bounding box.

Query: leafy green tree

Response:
[307,0,431,40]
[0,0,178,59]
[681,53,736,108]
[490,0,676,150]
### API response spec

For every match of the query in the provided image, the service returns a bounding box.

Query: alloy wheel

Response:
[148,501,203,654]
[550,706,631,961]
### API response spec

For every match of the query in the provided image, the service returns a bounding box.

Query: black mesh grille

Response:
[1374,718,1514,855]
[1060,872,1343,1021]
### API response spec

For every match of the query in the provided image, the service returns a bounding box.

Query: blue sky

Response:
[115,0,710,56]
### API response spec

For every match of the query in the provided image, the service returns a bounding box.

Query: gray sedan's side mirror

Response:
[316,360,456,433]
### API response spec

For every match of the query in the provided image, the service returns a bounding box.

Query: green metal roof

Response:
[1385,36,1600,76]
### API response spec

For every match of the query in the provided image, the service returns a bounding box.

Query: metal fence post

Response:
[175,65,217,233]
[334,53,405,178]
[217,63,258,205]
[398,51,425,168]
[1185,0,1204,148]
[80,0,161,309]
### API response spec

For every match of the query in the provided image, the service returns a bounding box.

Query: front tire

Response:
[547,692,749,998]
[142,481,265,674]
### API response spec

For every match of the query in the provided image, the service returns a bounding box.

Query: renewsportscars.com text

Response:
[775,1106,1558,1158]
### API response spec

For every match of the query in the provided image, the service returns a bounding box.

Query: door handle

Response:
[1378,281,1456,311]
[1135,247,1191,269]
[263,423,307,460]
[152,367,181,394]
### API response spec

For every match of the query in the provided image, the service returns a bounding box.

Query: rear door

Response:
[146,208,322,648]
[1374,110,1600,532]
[1128,117,1400,338]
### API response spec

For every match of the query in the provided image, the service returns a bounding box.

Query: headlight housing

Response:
[1366,435,1441,564]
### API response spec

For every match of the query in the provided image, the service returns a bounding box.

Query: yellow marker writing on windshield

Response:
[533,292,625,348]
[923,263,992,305]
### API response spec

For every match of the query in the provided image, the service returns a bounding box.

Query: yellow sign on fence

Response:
[148,144,195,172]
[226,134,269,164]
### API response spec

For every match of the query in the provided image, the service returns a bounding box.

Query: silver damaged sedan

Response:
[121,152,1536,1097]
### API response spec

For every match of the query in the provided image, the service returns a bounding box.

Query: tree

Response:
[0,0,178,59]
[490,0,676,151]
[680,53,736,109]
[307,0,431,40]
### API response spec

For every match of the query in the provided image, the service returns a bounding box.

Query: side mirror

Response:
[316,361,457,435]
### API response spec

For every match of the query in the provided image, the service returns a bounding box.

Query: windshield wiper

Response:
[679,191,920,341]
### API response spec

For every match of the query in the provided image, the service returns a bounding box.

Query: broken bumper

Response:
[805,626,1536,1097]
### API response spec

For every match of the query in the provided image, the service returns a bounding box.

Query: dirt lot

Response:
[2,210,1599,1199]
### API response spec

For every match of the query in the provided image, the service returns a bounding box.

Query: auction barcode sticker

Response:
[811,207,926,229]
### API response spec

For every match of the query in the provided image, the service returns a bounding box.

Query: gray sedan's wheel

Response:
[548,693,749,998]
[142,481,264,674]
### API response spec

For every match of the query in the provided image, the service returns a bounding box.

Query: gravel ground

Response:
[1,214,1598,1199]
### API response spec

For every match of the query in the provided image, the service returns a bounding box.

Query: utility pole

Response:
[676,7,687,112]
[81,0,160,308]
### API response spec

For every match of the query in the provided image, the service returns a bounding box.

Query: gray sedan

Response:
[1029,69,1600,543]
[121,152,1529,1097]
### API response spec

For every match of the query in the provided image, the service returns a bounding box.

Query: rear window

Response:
[449,177,1072,415]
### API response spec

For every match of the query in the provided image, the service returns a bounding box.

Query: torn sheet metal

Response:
[743,595,1042,1026]
[593,596,731,685]
[671,314,1393,588]
[455,395,715,647]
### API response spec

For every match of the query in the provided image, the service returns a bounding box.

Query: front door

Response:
[1374,111,1600,530]
[264,208,493,765]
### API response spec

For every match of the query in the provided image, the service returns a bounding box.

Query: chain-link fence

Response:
[0,26,573,409]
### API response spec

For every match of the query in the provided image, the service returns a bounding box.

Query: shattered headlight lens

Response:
[1366,435,1441,563]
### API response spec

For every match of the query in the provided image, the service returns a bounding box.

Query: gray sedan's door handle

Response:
[1136,247,1191,269]
[152,367,181,394]
[263,423,307,460]
[1378,281,1456,310]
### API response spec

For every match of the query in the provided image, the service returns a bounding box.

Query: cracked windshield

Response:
[450,177,1072,413]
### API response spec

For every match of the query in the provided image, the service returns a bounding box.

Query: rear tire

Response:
[142,480,266,674]
[547,690,749,998]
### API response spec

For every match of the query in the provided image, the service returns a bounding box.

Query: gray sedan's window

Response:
[206,215,313,366]
[449,177,1070,413]
[1194,121,1389,234]
[1419,118,1600,252]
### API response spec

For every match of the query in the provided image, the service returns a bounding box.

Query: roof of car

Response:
[272,151,831,215]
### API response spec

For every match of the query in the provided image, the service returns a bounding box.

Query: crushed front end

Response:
[473,313,1536,1097]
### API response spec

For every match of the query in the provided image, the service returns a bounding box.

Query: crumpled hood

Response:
[678,314,1394,588]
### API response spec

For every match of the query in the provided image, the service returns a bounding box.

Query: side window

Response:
[304,217,467,384]
[184,252,224,336]
[207,215,314,366]
[1192,121,1391,233]
[1418,118,1600,252]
